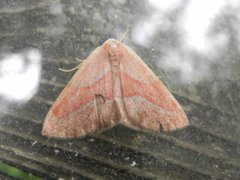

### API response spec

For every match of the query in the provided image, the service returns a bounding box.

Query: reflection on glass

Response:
[132,0,239,84]
[0,48,42,102]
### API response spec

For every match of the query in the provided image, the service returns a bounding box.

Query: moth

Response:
[42,39,189,138]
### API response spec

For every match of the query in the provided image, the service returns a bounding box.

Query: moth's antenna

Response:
[120,26,129,43]
[59,58,84,73]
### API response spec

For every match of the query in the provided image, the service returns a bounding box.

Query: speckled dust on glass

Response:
[42,39,189,138]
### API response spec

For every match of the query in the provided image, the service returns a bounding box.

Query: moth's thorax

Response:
[103,40,127,121]
[103,39,121,73]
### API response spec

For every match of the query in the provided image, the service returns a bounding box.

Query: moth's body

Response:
[108,40,128,125]
[42,39,189,138]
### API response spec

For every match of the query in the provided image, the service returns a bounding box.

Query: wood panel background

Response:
[0,0,240,179]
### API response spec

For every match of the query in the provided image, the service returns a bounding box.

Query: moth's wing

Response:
[119,45,189,131]
[42,47,118,138]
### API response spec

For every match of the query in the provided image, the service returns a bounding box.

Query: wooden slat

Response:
[0,62,239,179]
[1,101,240,179]
[0,171,14,180]
[0,124,156,179]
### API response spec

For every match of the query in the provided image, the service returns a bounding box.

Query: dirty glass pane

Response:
[0,0,239,179]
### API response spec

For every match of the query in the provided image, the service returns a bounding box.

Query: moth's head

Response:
[103,39,122,56]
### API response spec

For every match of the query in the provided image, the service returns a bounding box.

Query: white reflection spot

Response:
[0,49,42,101]
[130,161,137,167]
[182,0,226,52]
[134,0,239,84]
[149,0,180,10]
[132,0,182,47]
